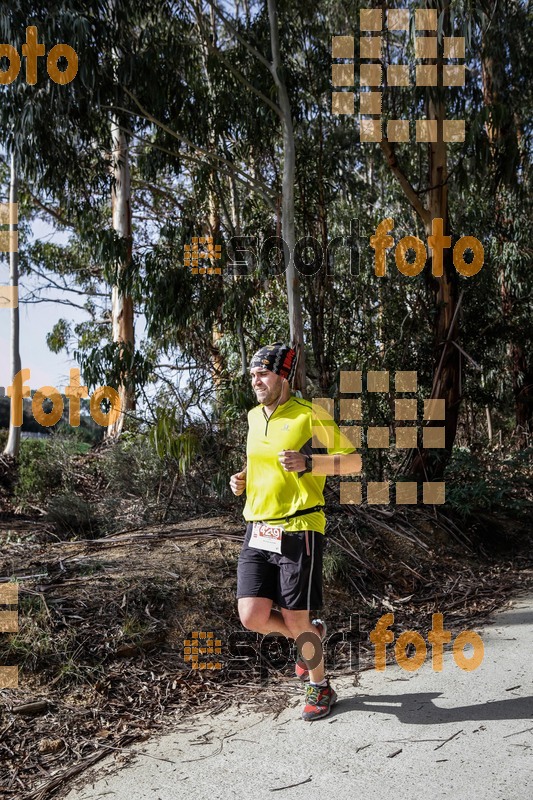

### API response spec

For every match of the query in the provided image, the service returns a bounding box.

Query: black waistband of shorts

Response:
[260,505,324,523]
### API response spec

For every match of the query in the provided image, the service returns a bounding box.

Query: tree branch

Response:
[202,0,273,72]
[25,265,107,296]
[20,296,92,312]
[131,178,188,212]
[155,363,194,370]
[380,139,431,227]
[108,101,276,208]
[126,125,276,209]
[27,194,74,228]
[204,38,283,119]
[0,154,74,228]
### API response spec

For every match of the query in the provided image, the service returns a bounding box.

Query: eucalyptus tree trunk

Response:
[107,119,135,438]
[381,0,460,478]
[424,67,460,468]
[4,153,21,457]
[416,1,460,477]
[208,192,225,388]
[307,110,334,392]
[267,0,306,393]
[230,174,248,377]
[195,1,225,392]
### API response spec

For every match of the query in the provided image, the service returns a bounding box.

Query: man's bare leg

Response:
[238,597,294,639]
[280,608,325,684]
[238,600,326,682]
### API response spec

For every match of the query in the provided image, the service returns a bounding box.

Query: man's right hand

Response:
[230,470,246,496]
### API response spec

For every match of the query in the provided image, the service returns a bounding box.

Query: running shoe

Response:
[294,618,327,681]
[301,680,338,721]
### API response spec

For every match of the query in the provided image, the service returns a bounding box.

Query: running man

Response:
[230,342,361,720]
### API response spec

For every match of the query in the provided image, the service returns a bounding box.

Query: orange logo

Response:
[183,631,222,670]
[370,613,484,672]
[0,582,19,689]
[0,27,78,85]
[371,218,484,277]
[184,236,222,275]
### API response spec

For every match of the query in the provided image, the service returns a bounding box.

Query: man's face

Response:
[250,367,284,405]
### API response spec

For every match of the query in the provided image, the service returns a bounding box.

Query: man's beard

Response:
[255,383,282,406]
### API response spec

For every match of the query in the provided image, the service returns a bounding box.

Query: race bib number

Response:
[249,522,284,553]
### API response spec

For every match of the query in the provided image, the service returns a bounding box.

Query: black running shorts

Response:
[236,523,324,611]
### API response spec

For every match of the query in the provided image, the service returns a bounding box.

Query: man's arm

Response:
[310,452,361,476]
[278,451,361,476]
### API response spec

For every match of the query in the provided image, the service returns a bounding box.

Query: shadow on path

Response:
[484,609,533,628]
[331,692,533,725]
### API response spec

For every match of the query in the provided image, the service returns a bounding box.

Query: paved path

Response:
[64,596,533,800]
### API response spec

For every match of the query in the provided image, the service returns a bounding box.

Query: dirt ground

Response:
[1,508,532,799]
[61,594,533,800]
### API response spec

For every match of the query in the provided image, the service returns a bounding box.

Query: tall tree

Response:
[3,154,21,458]
[194,1,226,390]
[379,0,461,478]
[267,0,306,391]
[108,118,135,437]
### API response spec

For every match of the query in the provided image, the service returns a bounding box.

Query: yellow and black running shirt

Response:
[243,395,356,534]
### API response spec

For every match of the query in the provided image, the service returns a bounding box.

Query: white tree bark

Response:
[267,0,306,392]
[4,153,21,458]
[107,117,135,438]
[230,174,248,377]
[194,1,226,390]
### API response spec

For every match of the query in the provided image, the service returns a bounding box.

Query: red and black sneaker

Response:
[294,619,327,681]
[301,680,338,721]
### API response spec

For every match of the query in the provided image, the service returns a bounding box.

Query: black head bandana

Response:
[250,342,298,383]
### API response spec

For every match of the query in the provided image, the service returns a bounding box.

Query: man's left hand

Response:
[278,450,307,472]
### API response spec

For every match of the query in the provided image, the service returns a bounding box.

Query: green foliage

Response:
[322,544,351,583]
[216,374,256,422]
[1,593,57,670]
[0,0,532,523]
[55,420,102,448]
[149,408,201,475]
[13,436,97,509]
[98,431,167,502]
[14,439,63,507]
[46,319,72,354]
[0,592,106,687]
[444,447,533,519]
[75,341,154,397]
